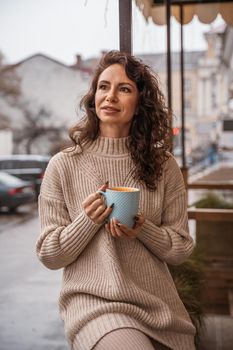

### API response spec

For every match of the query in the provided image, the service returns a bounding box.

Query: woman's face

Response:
[95,63,139,137]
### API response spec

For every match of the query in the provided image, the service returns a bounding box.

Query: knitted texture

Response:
[87,328,156,350]
[36,136,196,350]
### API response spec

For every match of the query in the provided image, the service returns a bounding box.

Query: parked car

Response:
[0,155,50,196]
[0,172,36,211]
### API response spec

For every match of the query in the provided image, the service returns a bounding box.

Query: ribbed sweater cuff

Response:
[137,219,171,257]
[38,205,103,269]
[60,210,102,255]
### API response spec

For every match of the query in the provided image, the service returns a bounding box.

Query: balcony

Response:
[186,159,233,349]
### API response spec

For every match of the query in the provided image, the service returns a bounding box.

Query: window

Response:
[184,99,191,110]
[223,119,233,131]
[185,78,191,92]
[211,74,217,109]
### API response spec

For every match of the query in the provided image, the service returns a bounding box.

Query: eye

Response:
[120,86,131,93]
[98,83,108,90]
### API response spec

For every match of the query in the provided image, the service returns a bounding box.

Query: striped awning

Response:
[135,0,233,25]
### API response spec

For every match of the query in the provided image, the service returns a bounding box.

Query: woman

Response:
[36,51,196,350]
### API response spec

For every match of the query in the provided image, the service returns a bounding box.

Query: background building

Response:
[0,53,90,155]
[1,24,233,157]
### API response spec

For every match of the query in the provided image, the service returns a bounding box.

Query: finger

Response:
[91,197,105,212]
[115,223,131,236]
[82,192,102,208]
[105,223,110,233]
[95,204,114,224]
[110,218,118,238]
[98,181,109,192]
[85,198,105,216]
[138,215,145,225]
[133,214,145,228]
[91,203,107,220]
[117,223,136,239]
[113,219,123,237]
[93,204,114,224]
[135,213,145,224]
[133,221,141,230]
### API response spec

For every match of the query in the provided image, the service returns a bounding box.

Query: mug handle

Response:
[97,190,106,198]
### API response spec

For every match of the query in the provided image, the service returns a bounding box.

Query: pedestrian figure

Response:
[208,142,218,165]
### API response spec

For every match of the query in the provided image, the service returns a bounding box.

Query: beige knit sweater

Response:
[36,136,196,350]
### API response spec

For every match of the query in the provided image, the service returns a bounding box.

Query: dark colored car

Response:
[0,172,36,211]
[0,155,50,196]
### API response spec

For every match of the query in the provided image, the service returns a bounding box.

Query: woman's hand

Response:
[105,214,145,239]
[82,183,113,225]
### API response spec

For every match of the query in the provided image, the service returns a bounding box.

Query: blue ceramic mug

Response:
[98,186,140,228]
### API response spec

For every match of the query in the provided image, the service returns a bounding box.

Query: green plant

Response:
[193,193,233,209]
[191,192,233,316]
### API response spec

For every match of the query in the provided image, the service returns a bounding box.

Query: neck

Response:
[85,135,130,156]
[99,124,131,138]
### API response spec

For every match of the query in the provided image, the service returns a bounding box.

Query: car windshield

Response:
[0,172,24,186]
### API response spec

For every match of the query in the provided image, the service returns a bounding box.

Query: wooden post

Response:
[165,0,173,152]
[165,0,172,112]
[179,4,188,187]
[119,0,132,53]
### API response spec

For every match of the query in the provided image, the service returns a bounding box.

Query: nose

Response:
[106,88,118,102]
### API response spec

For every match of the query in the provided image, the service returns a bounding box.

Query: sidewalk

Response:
[189,159,233,183]
[0,215,68,350]
[188,159,233,207]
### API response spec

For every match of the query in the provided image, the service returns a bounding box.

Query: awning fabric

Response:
[135,0,233,25]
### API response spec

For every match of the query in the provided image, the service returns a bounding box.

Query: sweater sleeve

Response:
[137,155,194,265]
[36,154,102,270]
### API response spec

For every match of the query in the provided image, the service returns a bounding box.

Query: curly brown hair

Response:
[69,50,171,190]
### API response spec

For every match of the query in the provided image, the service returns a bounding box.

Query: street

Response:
[0,206,68,350]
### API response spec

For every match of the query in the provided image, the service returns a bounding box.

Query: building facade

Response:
[0,53,90,155]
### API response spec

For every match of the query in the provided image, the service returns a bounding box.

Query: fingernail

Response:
[116,223,121,227]
[110,203,114,208]
[105,180,109,185]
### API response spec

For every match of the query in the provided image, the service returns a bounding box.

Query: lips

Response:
[101,106,120,112]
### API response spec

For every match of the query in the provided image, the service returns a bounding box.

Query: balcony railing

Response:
[187,180,233,316]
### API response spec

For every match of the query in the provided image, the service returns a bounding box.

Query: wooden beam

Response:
[188,208,233,222]
[188,182,233,190]
[119,0,132,53]
[153,0,233,5]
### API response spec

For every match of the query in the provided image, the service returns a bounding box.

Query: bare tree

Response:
[14,102,67,154]
[0,52,68,155]
[0,51,20,98]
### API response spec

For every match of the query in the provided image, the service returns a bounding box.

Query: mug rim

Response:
[107,186,139,192]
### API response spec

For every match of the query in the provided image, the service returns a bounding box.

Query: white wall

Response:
[16,55,90,127]
[0,130,13,155]
[0,54,91,154]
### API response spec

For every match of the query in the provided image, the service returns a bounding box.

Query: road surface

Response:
[0,208,68,350]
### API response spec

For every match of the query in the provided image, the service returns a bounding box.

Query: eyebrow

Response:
[98,80,135,88]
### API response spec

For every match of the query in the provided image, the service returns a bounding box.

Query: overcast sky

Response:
[0,0,220,65]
